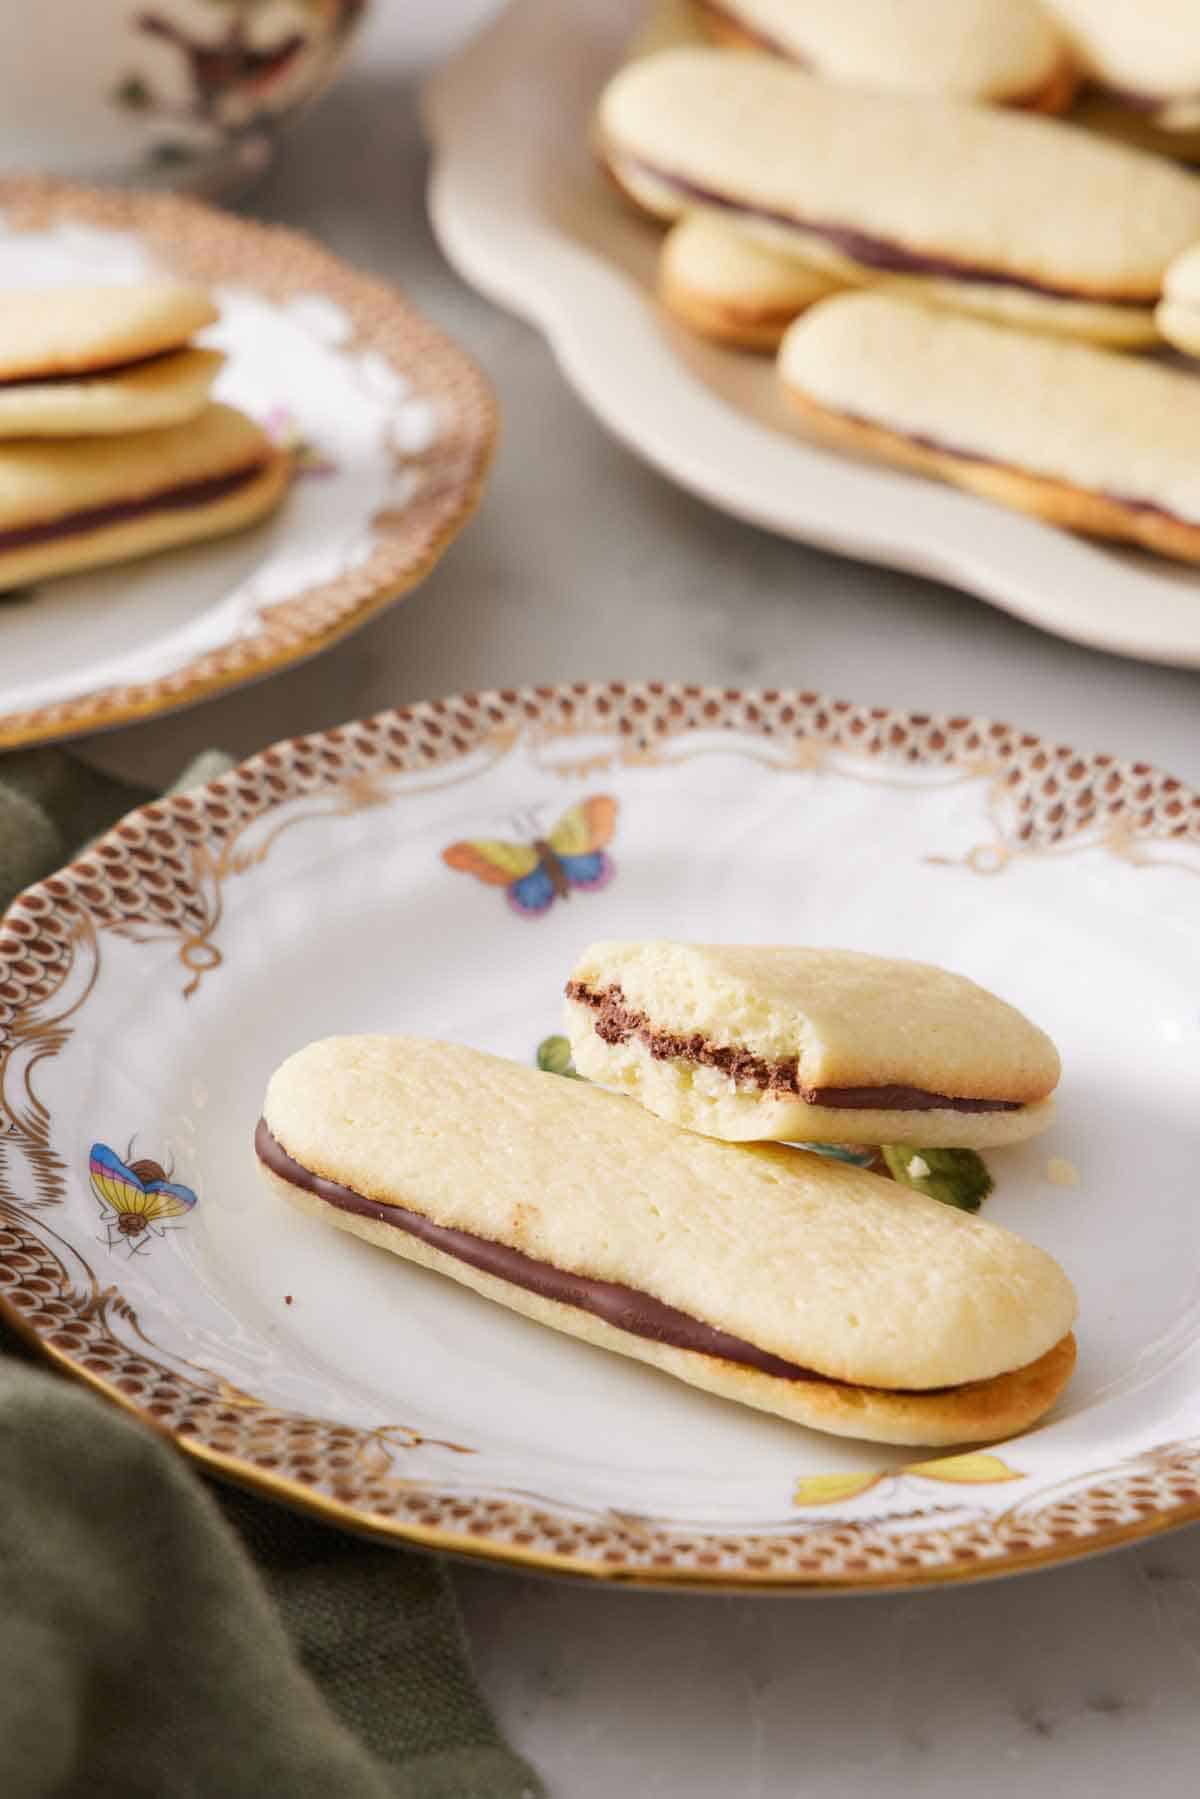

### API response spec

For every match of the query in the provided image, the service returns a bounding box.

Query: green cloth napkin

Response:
[0,749,542,1799]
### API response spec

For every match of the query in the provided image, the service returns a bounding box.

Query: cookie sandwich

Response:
[0,401,288,589]
[1044,0,1200,135]
[596,48,1200,344]
[565,941,1060,1148]
[694,0,1075,112]
[779,291,1200,563]
[0,283,222,436]
[659,214,843,349]
[256,1037,1077,1446]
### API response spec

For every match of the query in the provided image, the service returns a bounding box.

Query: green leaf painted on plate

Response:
[536,1035,582,1079]
[881,1144,993,1212]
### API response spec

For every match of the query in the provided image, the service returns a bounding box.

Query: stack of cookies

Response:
[256,944,1077,1448]
[0,282,288,592]
[596,1,1200,564]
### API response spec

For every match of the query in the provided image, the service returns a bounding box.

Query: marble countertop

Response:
[83,7,1200,1794]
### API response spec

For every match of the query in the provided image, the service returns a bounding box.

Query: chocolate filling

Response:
[827,406,1200,531]
[0,347,182,390]
[256,1118,844,1384]
[0,461,268,555]
[566,982,1023,1113]
[622,158,1153,308]
[1094,82,1200,120]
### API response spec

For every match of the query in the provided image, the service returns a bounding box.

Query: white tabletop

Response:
[85,8,1200,1794]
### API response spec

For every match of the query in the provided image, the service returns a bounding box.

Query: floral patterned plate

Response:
[1,682,1198,1592]
[0,179,495,749]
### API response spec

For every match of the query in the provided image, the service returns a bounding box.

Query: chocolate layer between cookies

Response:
[615,156,1156,307]
[256,1117,926,1388]
[0,461,271,554]
[0,348,180,389]
[566,981,1023,1113]
[794,402,1200,531]
[1093,81,1200,121]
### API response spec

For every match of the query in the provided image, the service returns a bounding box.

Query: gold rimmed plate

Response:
[0,177,495,748]
[1,682,1198,1589]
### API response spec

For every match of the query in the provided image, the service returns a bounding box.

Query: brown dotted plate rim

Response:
[2,679,1199,1591]
[0,176,497,750]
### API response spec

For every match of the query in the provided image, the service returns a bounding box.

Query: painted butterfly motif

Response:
[442,795,618,916]
[89,1143,198,1256]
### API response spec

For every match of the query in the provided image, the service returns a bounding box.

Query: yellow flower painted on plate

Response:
[904,1452,1024,1484]
[793,1452,1023,1508]
[792,1472,885,1507]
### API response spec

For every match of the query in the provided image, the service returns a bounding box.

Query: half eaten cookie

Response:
[565,941,1060,1148]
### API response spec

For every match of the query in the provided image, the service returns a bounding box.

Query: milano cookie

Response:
[565,942,1060,1148]
[1044,0,1200,135]
[695,0,1075,113]
[0,402,288,589]
[256,1036,1077,1446]
[0,283,218,383]
[659,214,844,350]
[596,48,1200,344]
[779,292,1200,564]
[0,347,224,439]
[0,282,221,437]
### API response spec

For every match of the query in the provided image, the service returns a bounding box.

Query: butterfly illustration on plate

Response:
[89,1142,198,1256]
[442,795,618,917]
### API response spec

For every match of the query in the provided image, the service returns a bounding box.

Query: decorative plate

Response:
[0,178,495,750]
[425,0,1200,671]
[2,681,1198,1592]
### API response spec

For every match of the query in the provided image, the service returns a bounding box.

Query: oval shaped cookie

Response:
[778,291,1200,562]
[257,1036,1078,1446]
[696,0,1074,112]
[597,48,1200,343]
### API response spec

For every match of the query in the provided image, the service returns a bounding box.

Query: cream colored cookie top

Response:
[597,49,1200,298]
[0,401,272,530]
[263,1036,1076,1390]
[566,941,1059,1101]
[0,347,223,439]
[1043,1,1200,113]
[779,292,1200,525]
[709,0,1065,101]
[661,215,842,306]
[0,282,217,381]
